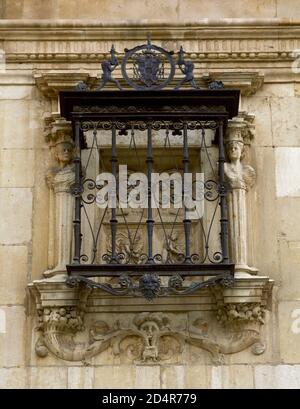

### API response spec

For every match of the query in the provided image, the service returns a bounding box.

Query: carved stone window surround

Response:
[28,44,274,362]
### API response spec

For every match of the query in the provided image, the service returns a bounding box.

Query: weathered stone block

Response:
[278,301,300,363]
[0,150,34,187]
[185,365,212,389]
[30,367,67,389]
[178,0,277,19]
[278,240,300,300]
[0,245,28,304]
[94,366,136,389]
[161,365,185,389]
[211,365,254,389]
[276,198,300,241]
[0,188,32,244]
[0,101,32,149]
[276,148,300,198]
[67,367,94,389]
[277,0,300,18]
[271,97,300,146]
[0,368,27,389]
[0,306,26,367]
[135,365,160,389]
[255,365,300,389]
[250,147,280,279]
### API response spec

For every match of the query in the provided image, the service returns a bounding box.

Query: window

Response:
[59,41,239,300]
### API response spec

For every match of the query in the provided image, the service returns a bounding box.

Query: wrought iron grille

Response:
[59,41,239,300]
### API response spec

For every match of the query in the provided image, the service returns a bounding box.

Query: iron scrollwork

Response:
[66,272,234,301]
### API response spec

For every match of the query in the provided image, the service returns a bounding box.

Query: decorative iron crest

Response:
[74,35,224,91]
[121,36,175,90]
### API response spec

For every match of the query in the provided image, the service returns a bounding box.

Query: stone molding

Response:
[203,72,264,96]
[35,71,264,97]
[0,20,299,80]
[34,72,99,99]
[44,115,72,145]
[29,273,273,364]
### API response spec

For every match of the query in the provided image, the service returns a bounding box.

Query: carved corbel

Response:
[43,116,75,278]
[225,112,257,274]
[31,274,273,364]
[35,306,85,360]
[214,300,267,356]
[210,272,273,358]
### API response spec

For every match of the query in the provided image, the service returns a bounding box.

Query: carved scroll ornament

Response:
[35,306,266,364]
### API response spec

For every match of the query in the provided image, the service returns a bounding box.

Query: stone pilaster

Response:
[43,116,75,278]
[225,113,257,274]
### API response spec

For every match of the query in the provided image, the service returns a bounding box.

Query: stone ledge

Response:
[203,72,264,96]
[34,71,264,98]
[34,72,98,98]
[28,272,273,312]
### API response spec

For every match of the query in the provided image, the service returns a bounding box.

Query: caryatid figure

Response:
[44,137,75,277]
[224,131,257,274]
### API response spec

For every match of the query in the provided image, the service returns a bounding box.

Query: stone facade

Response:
[0,0,300,389]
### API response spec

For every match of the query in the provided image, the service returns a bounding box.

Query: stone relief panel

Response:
[33,292,269,365]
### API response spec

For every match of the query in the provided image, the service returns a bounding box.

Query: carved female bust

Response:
[46,139,75,193]
[224,138,255,190]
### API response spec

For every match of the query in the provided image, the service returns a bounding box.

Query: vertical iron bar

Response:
[218,121,229,263]
[73,120,81,264]
[183,121,191,263]
[110,122,118,263]
[146,122,154,263]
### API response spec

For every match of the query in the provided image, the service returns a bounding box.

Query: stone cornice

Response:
[0,18,300,33]
[34,71,264,97]
[203,72,264,96]
[0,19,299,83]
[1,19,300,52]
[34,72,98,98]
